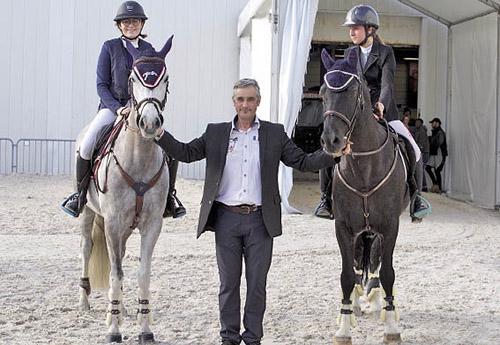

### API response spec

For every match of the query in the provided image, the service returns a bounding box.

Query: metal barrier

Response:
[0,138,76,174]
[0,138,14,174]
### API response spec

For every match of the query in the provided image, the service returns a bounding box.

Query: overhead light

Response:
[404,57,419,61]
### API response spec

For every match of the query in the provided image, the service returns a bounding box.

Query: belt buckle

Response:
[240,205,252,215]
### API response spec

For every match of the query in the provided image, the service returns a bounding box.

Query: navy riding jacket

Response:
[96,37,154,115]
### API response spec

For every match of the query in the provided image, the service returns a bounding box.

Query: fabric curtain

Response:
[449,13,497,207]
[277,0,319,214]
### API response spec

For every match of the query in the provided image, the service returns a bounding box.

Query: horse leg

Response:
[78,208,95,310]
[379,233,401,344]
[136,226,161,344]
[366,235,382,315]
[105,233,125,343]
[334,227,356,345]
[352,234,365,317]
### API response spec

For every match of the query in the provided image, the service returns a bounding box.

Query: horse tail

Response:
[361,231,373,285]
[88,215,110,291]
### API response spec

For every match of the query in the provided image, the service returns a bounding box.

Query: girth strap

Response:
[112,154,166,229]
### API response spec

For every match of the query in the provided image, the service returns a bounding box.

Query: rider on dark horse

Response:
[315,4,430,222]
[61,1,185,219]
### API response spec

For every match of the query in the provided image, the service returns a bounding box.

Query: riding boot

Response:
[409,160,431,222]
[61,155,91,217]
[163,158,186,218]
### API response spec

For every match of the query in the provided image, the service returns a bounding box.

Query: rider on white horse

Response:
[61,1,185,219]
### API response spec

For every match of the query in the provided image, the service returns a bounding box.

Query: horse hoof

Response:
[353,306,362,317]
[138,332,155,344]
[383,332,401,344]
[334,336,352,345]
[106,333,122,343]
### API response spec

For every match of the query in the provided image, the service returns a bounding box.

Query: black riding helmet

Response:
[114,1,148,22]
[343,4,379,45]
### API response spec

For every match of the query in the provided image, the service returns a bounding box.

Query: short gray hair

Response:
[233,78,261,98]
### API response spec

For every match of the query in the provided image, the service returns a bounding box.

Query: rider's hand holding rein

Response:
[373,102,384,120]
[117,106,131,116]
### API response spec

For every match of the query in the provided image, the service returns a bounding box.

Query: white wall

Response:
[0,0,247,178]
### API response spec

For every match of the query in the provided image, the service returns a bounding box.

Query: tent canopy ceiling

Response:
[397,0,500,26]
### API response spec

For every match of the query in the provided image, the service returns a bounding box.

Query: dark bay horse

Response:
[320,49,409,344]
[77,37,173,344]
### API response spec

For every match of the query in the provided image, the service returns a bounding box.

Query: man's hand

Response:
[331,141,353,157]
[155,128,165,141]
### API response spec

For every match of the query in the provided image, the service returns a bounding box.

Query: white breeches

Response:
[389,120,421,162]
[79,108,116,160]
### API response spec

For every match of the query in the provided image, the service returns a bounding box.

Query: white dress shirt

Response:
[216,117,262,206]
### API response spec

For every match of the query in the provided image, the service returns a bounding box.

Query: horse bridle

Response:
[128,56,169,129]
[323,73,391,157]
[322,73,363,148]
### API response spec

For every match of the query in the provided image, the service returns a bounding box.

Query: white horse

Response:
[77,37,173,344]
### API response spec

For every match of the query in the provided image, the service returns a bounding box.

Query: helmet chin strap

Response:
[358,26,375,46]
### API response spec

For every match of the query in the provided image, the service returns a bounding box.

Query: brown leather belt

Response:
[217,202,261,215]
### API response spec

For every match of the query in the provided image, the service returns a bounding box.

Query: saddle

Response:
[379,120,416,183]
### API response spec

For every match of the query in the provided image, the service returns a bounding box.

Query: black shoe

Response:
[221,339,239,345]
[60,192,80,217]
[245,342,261,345]
[314,194,334,219]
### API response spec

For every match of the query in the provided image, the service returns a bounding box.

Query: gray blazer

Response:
[156,117,338,238]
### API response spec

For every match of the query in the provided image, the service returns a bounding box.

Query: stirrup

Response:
[171,190,186,218]
[413,195,431,218]
[60,192,79,218]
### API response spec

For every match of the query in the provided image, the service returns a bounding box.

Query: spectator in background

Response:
[414,118,430,191]
[426,117,447,193]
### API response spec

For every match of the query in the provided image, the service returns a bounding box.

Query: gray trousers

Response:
[214,206,273,344]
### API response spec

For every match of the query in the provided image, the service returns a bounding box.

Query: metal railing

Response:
[0,138,76,174]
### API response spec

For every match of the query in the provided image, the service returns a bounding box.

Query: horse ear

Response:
[346,48,358,70]
[158,34,174,59]
[125,40,141,61]
[321,48,335,70]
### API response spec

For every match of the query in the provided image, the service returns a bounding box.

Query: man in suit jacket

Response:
[154,78,345,345]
